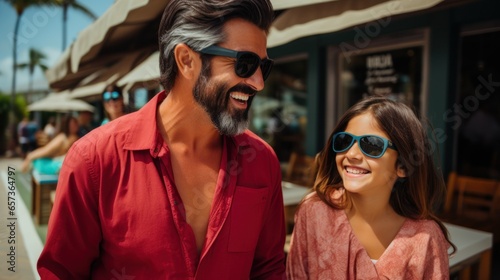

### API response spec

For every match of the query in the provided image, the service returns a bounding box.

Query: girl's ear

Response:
[173,43,199,80]
[396,164,407,178]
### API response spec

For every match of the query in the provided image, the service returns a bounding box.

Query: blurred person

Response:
[17,117,30,157]
[287,96,456,279]
[17,116,39,158]
[77,109,95,137]
[20,116,79,174]
[100,85,126,125]
[38,0,285,279]
[43,116,57,140]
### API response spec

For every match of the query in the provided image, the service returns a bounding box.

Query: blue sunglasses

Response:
[103,91,121,102]
[332,132,397,158]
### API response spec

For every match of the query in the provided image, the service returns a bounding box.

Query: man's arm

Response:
[37,142,102,279]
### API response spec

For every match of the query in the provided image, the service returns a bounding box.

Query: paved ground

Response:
[0,157,40,280]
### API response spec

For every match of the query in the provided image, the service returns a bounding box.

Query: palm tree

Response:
[4,0,59,157]
[58,0,97,50]
[4,0,54,112]
[5,0,97,109]
[16,48,48,102]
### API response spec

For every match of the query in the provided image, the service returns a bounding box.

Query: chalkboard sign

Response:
[339,46,423,112]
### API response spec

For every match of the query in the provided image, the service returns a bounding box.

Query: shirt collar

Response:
[123,90,166,154]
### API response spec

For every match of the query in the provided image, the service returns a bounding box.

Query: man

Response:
[76,109,94,137]
[18,116,39,157]
[38,0,285,279]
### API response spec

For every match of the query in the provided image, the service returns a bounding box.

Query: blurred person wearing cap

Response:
[38,0,285,279]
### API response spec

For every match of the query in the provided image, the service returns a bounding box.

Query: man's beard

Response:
[193,64,256,136]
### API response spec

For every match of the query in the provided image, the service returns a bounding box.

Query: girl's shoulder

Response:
[299,192,345,218]
[401,218,446,240]
[302,188,344,204]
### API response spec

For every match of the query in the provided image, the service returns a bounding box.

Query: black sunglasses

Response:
[199,45,274,81]
[332,132,397,158]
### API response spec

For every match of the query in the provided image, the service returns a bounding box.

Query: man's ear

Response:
[173,43,199,80]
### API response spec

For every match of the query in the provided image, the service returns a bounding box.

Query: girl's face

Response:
[335,112,405,196]
[104,97,124,117]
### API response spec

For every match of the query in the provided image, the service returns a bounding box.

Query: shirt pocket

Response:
[228,186,268,252]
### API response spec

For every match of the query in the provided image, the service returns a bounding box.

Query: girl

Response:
[286,96,456,279]
[101,85,126,125]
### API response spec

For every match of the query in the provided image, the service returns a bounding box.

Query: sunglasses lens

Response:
[103,91,121,102]
[261,59,273,81]
[359,136,385,157]
[333,133,354,152]
[236,53,260,78]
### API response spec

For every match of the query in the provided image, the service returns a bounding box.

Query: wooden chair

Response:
[284,152,318,187]
[31,169,58,225]
[283,152,317,234]
[441,172,500,279]
[441,172,500,243]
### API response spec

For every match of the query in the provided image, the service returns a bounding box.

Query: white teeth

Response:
[230,93,249,101]
[346,167,368,174]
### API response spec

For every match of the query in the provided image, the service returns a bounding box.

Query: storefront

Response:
[262,0,500,180]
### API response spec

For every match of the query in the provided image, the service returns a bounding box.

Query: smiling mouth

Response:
[345,167,369,174]
[230,92,250,103]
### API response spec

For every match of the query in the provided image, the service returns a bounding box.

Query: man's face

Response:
[192,18,269,136]
[192,62,256,136]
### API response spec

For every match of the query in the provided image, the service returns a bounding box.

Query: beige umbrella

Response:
[28,91,95,112]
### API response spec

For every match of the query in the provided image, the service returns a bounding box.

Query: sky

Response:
[0,0,115,94]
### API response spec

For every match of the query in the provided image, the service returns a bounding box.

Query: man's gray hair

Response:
[158,0,274,92]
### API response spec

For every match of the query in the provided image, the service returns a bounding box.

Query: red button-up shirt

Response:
[38,91,286,279]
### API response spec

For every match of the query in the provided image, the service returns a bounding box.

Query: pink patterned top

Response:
[286,194,450,280]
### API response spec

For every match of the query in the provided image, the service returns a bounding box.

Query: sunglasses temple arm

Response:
[200,46,237,58]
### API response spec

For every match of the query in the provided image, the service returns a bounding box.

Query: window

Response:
[456,26,500,179]
[250,55,308,162]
